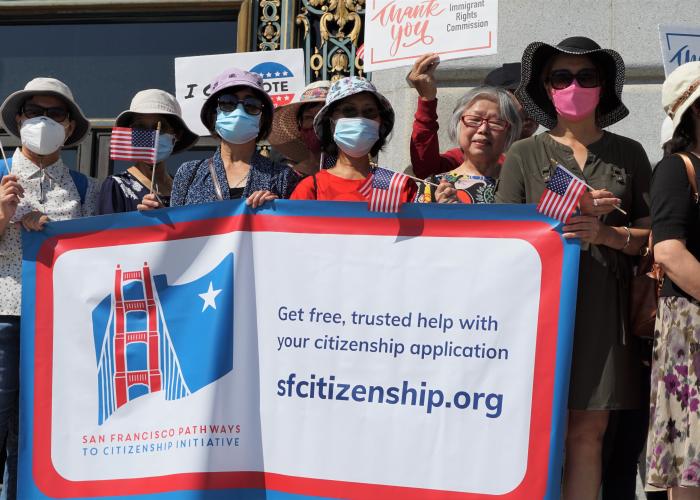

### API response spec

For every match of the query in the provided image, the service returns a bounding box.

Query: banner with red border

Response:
[20,200,578,499]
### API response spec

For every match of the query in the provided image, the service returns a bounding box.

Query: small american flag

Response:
[537,164,587,223]
[110,127,158,163]
[358,167,410,213]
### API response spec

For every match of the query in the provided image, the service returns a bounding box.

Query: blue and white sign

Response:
[659,24,700,77]
[175,49,305,136]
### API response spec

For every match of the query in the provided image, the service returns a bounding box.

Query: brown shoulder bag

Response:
[630,152,698,338]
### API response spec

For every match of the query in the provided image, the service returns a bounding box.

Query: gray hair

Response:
[447,86,522,150]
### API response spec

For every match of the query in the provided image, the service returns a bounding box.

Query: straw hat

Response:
[516,36,629,129]
[268,81,331,163]
[0,77,90,146]
[662,61,700,135]
[116,89,198,153]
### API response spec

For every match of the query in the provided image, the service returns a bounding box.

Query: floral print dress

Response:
[415,172,496,204]
[646,296,700,488]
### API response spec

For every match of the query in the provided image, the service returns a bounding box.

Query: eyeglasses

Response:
[334,105,380,120]
[547,69,600,90]
[217,95,264,115]
[21,103,70,123]
[460,114,509,131]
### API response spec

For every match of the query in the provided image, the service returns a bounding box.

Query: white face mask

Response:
[20,116,67,155]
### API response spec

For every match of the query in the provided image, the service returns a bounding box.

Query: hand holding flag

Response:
[358,167,411,213]
[536,164,587,223]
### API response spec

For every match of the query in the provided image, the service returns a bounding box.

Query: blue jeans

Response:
[0,317,19,500]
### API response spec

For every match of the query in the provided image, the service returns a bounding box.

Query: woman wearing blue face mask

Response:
[169,68,299,208]
[98,89,198,214]
[291,76,416,202]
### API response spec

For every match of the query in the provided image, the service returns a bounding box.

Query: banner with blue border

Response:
[20,201,579,499]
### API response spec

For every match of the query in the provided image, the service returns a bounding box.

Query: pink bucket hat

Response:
[200,67,273,130]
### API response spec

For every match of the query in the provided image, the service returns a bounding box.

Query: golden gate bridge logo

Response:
[92,254,234,425]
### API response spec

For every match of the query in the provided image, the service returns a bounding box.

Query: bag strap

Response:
[68,169,88,205]
[208,158,224,201]
[0,158,10,178]
[675,152,699,204]
[311,173,318,200]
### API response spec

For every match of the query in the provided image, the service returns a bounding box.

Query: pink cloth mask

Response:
[551,81,601,122]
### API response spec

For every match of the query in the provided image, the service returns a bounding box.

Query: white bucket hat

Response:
[0,77,90,146]
[116,89,198,153]
[662,61,700,135]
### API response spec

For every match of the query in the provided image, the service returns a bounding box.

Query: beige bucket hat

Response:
[0,77,91,146]
[116,89,198,153]
[662,61,700,135]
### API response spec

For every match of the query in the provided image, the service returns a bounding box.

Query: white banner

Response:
[363,0,498,73]
[21,202,578,498]
[659,24,700,77]
[174,50,306,136]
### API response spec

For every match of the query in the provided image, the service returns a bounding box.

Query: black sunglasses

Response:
[217,95,264,116]
[21,103,70,122]
[548,69,601,90]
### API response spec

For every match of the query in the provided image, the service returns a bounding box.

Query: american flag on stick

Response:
[110,127,158,163]
[536,164,587,223]
[358,167,410,213]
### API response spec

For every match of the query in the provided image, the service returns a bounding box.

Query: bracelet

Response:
[621,226,631,250]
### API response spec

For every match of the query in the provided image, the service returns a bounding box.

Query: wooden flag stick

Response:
[549,158,627,215]
[405,172,440,188]
[150,122,161,195]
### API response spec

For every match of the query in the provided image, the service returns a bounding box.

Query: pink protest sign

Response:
[363,0,498,72]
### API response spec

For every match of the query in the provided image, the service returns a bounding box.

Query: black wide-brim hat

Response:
[516,36,629,129]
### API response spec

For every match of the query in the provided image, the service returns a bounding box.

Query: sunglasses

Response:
[334,105,380,120]
[21,103,70,123]
[547,69,601,90]
[217,95,264,115]
[460,115,509,132]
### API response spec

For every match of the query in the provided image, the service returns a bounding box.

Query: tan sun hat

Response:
[268,81,330,163]
[662,61,700,135]
[0,77,90,146]
[116,89,198,153]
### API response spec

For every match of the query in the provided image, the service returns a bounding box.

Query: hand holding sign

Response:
[406,53,440,100]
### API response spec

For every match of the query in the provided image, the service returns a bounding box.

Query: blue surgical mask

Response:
[215,106,261,144]
[333,118,380,158]
[156,133,176,162]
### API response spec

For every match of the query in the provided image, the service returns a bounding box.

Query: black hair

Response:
[296,102,324,129]
[663,98,698,156]
[317,93,394,157]
[202,86,273,141]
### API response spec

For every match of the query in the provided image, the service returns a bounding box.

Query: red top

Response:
[290,169,417,202]
[411,97,463,179]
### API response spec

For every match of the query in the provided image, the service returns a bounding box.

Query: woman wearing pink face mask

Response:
[496,37,652,499]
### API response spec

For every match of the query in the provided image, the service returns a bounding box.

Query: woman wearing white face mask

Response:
[99,89,198,214]
[169,68,299,209]
[290,77,416,202]
[0,77,99,500]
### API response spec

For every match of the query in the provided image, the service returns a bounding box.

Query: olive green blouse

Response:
[496,131,651,224]
[495,131,652,409]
